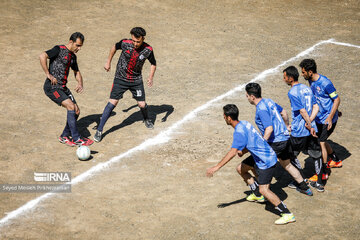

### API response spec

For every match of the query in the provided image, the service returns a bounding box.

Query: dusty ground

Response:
[0,0,359,239]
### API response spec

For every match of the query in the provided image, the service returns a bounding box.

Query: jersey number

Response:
[305,96,311,112]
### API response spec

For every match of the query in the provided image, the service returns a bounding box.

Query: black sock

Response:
[67,110,80,141]
[98,102,116,132]
[140,104,149,120]
[276,202,290,214]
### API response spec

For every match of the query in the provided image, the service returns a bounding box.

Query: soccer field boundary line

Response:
[329,40,360,49]
[0,38,359,228]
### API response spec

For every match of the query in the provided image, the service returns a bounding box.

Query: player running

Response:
[206,104,296,225]
[245,83,312,196]
[40,32,93,146]
[94,27,157,142]
[283,66,326,192]
[299,59,342,170]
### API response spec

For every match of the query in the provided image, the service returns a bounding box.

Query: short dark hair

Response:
[69,32,85,43]
[283,66,299,82]
[130,27,146,38]
[299,59,317,73]
[245,83,262,98]
[223,104,239,121]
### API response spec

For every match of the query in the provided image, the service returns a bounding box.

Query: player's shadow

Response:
[217,165,288,217]
[76,104,174,140]
[302,140,350,178]
[76,112,116,138]
[101,104,174,140]
[274,140,350,187]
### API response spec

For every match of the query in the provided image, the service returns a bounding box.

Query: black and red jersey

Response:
[114,39,156,84]
[45,45,79,89]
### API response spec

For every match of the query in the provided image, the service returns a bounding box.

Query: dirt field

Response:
[0,0,359,239]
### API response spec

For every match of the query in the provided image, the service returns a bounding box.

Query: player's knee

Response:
[236,164,242,174]
[138,101,146,108]
[109,99,119,106]
[259,187,267,196]
[66,103,75,111]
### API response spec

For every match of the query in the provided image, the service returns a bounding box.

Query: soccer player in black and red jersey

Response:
[94,27,157,142]
[40,32,94,146]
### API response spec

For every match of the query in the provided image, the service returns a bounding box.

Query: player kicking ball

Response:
[206,104,295,225]
[40,32,93,146]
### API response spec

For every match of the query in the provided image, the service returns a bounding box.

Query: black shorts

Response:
[269,140,293,161]
[290,135,321,152]
[242,155,276,185]
[110,78,145,101]
[316,121,337,142]
[43,80,76,106]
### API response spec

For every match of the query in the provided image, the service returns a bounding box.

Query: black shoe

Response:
[144,119,154,129]
[94,130,102,142]
[310,181,325,192]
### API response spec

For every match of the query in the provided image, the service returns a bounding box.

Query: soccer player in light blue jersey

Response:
[206,104,295,225]
[245,83,312,196]
[283,66,326,192]
[300,59,342,169]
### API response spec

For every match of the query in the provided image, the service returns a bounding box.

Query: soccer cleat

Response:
[74,137,94,146]
[296,187,313,196]
[275,213,296,225]
[310,181,325,192]
[93,130,102,142]
[288,181,297,189]
[327,160,343,168]
[58,136,76,147]
[144,119,154,129]
[246,193,266,203]
[308,174,318,183]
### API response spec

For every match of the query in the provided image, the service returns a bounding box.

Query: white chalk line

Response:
[1,39,359,228]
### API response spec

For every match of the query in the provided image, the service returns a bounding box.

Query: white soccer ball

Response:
[76,146,91,160]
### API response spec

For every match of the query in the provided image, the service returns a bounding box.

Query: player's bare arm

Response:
[206,148,238,177]
[147,64,156,87]
[280,109,290,127]
[280,109,292,132]
[300,108,317,137]
[325,96,340,130]
[39,52,57,85]
[74,71,84,93]
[104,45,117,72]
[263,126,273,141]
[309,103,319,122]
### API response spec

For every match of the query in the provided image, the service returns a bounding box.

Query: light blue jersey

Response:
[231,121,277,169]
[308,74,338,124]
[288,83,318,137]
[255,98,290,143]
